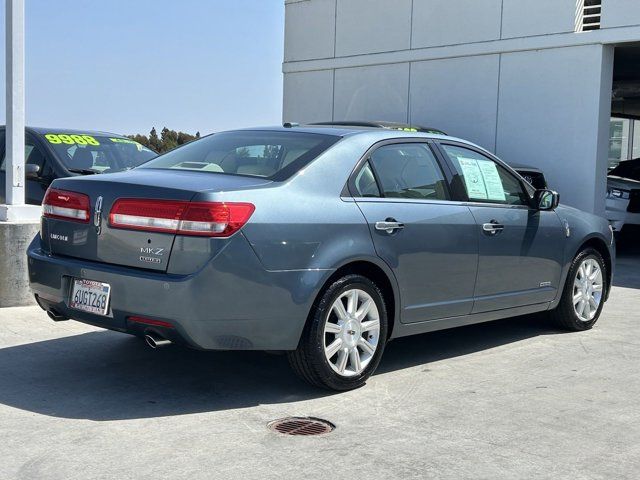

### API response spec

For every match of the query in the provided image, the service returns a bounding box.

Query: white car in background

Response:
[606,158,640,231]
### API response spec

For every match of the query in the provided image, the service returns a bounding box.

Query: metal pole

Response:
[5,0,25,206]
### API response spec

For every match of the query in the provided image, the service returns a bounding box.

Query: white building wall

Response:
[283,70,334,123]
[335,0,412,56]
[283,0,640,214]
[284,0,336,62]
[496,45,613,215]
[501,0,577,38]
[409,55,500,151]
[601,0,640,29]
[411,0,502,47]
[334,63,410,122]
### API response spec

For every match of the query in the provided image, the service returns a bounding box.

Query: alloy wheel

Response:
[572,258,604,322]
[323,288,380,377]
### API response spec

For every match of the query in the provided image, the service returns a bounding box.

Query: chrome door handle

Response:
[482,220,504,236]
[375,220,405,234]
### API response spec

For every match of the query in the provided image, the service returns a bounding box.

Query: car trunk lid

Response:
[43,169,270,272]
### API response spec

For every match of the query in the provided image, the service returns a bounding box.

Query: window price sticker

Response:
[458,157,506,202]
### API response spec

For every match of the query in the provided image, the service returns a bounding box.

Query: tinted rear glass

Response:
[139,131,340,180]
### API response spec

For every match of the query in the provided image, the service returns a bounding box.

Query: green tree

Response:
[148,127,162,152]
[127,127,202,153]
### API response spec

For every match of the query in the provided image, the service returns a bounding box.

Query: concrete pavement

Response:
[0,252,639,479]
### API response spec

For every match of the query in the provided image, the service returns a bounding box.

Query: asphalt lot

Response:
[1,236,639,480]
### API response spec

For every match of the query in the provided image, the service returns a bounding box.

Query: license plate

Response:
[70,279,111,316]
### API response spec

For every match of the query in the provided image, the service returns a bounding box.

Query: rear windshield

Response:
[43,133,157,174]
[138,130,340,180]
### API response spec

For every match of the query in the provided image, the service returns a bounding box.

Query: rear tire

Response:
[288,274,388,391]
[549,247,607,331]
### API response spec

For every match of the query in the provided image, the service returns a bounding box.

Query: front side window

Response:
[140,131,340,180]
[441,144,529,206]
[369,143,449,200]
[1,137,51,178]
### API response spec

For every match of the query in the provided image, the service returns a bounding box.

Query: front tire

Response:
[288,274,388,391]
[549,247,607,331]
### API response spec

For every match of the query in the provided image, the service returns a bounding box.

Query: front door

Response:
[439,143,564,313]
[352,142,478,323]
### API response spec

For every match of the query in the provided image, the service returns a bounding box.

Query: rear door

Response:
[437,142,564,313]
[351,141,478,323]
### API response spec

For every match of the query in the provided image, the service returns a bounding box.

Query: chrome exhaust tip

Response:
[144,333,172,349]
[47,309,69,322]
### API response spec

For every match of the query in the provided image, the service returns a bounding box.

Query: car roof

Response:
[240,124,461,140]
[309,121,447,135]
[245,126,546,175]
[0,125,129,138]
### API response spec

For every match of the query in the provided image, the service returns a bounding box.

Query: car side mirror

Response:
[535,189,559,211]
[25,164,41,179]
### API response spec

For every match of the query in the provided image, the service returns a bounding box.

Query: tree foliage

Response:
[128,127,201,154]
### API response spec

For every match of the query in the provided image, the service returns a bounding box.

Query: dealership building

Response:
[283,0,640,215]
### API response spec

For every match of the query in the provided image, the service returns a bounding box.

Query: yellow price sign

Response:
[45,134,100,146]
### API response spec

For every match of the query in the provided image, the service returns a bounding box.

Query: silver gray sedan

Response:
[28,125,615,391]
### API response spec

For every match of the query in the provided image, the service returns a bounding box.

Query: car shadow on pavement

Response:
[378,313,560,375]
[0,313,561,421]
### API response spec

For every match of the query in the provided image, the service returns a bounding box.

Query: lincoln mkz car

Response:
[0,127,156,205]
[28,125,615,390]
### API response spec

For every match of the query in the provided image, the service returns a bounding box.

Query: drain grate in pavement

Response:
[267,417,335,436]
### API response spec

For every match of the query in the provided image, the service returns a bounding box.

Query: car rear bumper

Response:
[27,234,327,351]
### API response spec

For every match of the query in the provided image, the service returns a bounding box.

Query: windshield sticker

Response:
[457,157,506,201]
[45,134,100,146]
[110,138,146,151]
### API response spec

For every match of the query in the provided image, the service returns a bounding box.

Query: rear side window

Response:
[354,162,381,197]
[369,143,449,200]
[140,131,340,181]
[441,144,529,206]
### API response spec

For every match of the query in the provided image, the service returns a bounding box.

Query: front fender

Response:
[551,206,615,307]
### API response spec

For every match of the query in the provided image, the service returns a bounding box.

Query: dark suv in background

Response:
[0,127,156,205]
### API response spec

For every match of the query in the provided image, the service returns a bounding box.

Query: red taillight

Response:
[43,188,90,223]
[109,199,255,237]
